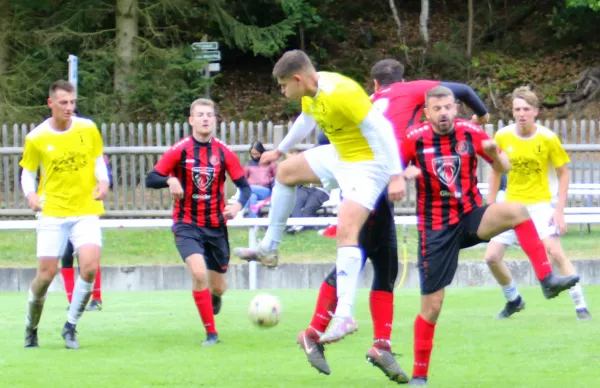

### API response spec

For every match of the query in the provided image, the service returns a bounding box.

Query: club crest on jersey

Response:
[455,141,469,155]
[432,156,461,186]
[192,167,214,192]
[209,155,220,166]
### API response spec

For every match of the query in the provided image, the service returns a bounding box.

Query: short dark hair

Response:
[370,59,404,87]
[49,80,75,97]
[425,85,455,107]
[250,140,266,154]
[272,50,314,79]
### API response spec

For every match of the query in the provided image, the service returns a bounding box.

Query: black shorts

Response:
[172,223,230,273]
[418,205,489,295]
[360,192,397,255]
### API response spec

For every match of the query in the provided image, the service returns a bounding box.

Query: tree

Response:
[420,0,430,45]
[0,0,9,76]
[467,0,473,57]
[115,0,138,98]
[567,0,600,11]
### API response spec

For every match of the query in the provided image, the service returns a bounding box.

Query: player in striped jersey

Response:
[145,98,251,346]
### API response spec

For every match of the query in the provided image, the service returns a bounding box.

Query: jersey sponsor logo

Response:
[431,155,461,186]
[192,167,214,192]
[209,155,220,166]
[455,140,469,155]
[52,150,89,173]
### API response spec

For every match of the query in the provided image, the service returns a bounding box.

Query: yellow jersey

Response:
[301,72,374,162]
[20,117,105,217]
[494,124,570,204]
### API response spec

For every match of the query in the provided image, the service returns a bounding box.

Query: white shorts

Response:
[36,216,102,258]
[491,202,558,246]
[303,144,389,210]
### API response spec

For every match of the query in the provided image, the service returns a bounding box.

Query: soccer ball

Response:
[248,293,282,328]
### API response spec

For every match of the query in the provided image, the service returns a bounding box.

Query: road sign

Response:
[192,42,219,51]
[208,63,221,72]
[195,51,221,62]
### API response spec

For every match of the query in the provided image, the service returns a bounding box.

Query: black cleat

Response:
[366,343,409,384]
[24,327,39,348]
[297,329,330,375]
[86,300,102,311]
[541,273,580,299]
[577,308,591,321]
[408,377,428,386]
[201,333,219,346]
[212,294,222,315]
[61,323,80,349]
[496,296,526,319]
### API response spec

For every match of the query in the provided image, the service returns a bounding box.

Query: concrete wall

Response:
[1,260,599,292]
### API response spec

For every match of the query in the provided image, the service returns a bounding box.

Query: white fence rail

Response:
[2,120,600,217]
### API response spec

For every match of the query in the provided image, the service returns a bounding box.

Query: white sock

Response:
[334,246,364,317]
[260,180,297,251]
[67,277,94,325]
[569,283,587,310]
[502,280,520,302]
[26,288,46,329]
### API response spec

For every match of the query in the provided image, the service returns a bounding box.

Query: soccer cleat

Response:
[540,273,580,299]
[366,343,409,384]
[318,316,358,344]
[408,377,428,386]
[212,294,222,315]
[496,296,526,319]
[233,246,279,268]
[576,308,591,321]
[61,323,80,349]
[201,333,220,346]
[86,300,102,311]
[297,329,330,375]
[24,327,39,348]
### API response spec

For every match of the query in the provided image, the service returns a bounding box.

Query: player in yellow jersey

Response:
[484,87,590,321]
[20,80,110,349]
[234,50,405,343]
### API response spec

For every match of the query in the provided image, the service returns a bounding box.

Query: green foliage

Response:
[423,42,470,81]
[567,0,600,11]
[547,2,600,41]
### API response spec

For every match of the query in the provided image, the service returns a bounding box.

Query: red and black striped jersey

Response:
[401,119,494,230]
[154,136,245,227]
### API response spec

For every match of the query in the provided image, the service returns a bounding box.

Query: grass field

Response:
[1,226,600,268]
[0,287,598,387]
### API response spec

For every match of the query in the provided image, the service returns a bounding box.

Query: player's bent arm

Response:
[233,177,252,208]
[440,82,488,118]
[486,169,502,204]
[20,168,37,197]
[276,113,316,154]
[555,165,569,212]
[359,108,403,175]
[489,151,510,174]
[145,169,175,189]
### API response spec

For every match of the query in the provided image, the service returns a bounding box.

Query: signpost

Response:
[191,40,221,98]
[67,54,79,97]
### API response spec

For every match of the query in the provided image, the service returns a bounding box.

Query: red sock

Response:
[309,282,337,333]
[370,290,393,342]
[92,266,102,301]
[514,219,552,281]
[413,315,436,378]
[61,268,75,303]
[193,289,217,334]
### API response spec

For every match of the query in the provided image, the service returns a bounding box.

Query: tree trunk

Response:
[389,0,411,66]
[299,25,305,51]
[0,0,10,76]
[420,0,430,45]
[115,0,138,96]
[467,0,473,57]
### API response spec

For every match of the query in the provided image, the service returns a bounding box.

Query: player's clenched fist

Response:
[167,177,184,200]
[388,174,406,201]
[26,193,42,211]
[481,139,500,158]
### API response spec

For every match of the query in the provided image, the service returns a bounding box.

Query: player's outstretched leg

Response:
[297,274,337,375]
[211,293,222,315]
[25,288,46,348]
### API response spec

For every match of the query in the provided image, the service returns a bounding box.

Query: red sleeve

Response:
[154,146,181,176]
[401,136,416,167]
[224,146,245,181]
[471,127,494,164]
